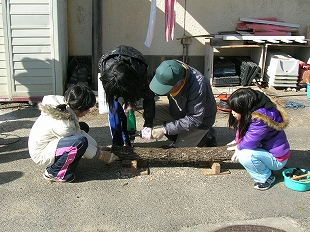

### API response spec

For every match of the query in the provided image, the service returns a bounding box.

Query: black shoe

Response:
[254,175,275,190]
[197,128,217,147]
[43,170,75,183]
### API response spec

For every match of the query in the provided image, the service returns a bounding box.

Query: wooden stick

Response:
[291,173,310,180]
[298,179,310,182]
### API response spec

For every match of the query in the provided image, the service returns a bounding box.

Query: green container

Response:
[127,109,136,135]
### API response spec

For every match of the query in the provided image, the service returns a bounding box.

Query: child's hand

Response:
[227,145,240,162]
[227,145,237,151]
[96,146,118,163]
[231,152,239,162]
[122,104,135,116]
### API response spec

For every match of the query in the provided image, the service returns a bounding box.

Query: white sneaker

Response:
[43,170,75,183]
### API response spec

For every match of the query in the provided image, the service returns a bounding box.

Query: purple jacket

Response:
[237,105,290,158]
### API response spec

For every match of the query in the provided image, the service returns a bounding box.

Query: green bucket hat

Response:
[150,60,185,95]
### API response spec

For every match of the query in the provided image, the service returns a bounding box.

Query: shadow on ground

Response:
[74,146,310,183]
[0,171,23,184]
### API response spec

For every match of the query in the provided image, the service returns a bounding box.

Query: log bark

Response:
[111,146,234,163]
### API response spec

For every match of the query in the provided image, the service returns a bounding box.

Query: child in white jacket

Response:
[28,84,118,182]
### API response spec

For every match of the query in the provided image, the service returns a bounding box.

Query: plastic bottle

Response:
[127,109,136,135]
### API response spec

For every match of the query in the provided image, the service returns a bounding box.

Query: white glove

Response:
[227,145,240,162]
[151,125,166,140]
[227,145,237,151]
[231,152,239,162]
[141,127,152,140]
[226,140,237,146]
[96,147,119,163]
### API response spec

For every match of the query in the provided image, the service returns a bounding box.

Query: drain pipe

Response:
[92,0,102,90]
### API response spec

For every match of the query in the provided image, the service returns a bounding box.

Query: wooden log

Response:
[111,146,234,163]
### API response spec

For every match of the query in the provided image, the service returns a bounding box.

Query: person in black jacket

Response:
[98,45,155,146]
[99,45,217,148]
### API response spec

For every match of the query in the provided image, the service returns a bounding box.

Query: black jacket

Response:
[98,45,155,127]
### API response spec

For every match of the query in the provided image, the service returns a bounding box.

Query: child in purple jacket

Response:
[226,88,290,190]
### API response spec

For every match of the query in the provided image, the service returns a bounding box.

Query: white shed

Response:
[0,0,67,102]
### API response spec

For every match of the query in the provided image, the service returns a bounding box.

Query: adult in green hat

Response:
[148,59,217,147]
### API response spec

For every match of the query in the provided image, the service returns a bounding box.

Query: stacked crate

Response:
[264,51,299,88]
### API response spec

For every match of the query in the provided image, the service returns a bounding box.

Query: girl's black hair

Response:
[99,57,147,108]
[228,88,260,139]
[58,84,96,112]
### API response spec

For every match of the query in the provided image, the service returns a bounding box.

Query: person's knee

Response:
[237,149,252,165]
[75,136,89,150]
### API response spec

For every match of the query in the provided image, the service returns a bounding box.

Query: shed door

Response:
[2,0,56,101]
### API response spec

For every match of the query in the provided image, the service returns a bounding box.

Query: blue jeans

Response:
[238,148,288,183]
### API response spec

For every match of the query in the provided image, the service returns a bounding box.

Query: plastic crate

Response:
[213,57,236,76]
[213,76,240,87]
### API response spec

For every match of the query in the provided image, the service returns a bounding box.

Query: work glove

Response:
[151,125,166,140]
[96,146,119,163]
[141,127,152,140]
[226,140,237,146]
[231,152,239,163]
[227,145,239,163]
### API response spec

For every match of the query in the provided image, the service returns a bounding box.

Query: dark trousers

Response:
[47,135,88,181]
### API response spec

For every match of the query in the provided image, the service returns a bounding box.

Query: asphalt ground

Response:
[0,85,310,232]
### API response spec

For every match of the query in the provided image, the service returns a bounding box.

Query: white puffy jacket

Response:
[28,95,97,166]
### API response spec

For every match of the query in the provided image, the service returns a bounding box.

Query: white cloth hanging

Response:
[144,0,157,48]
